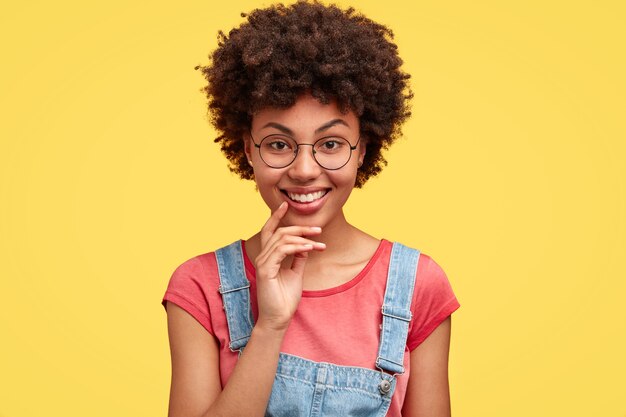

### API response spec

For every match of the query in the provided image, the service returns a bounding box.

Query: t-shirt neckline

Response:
[241,239,388,297]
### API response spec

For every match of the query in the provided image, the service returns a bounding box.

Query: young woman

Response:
[162,2,460,416]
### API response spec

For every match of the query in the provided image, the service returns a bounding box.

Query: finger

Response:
[274,225,323,238]
[261,229,324,256]
[260,202,289,246]
[256,234,325,267]
[269,235,325,250]
[262,244,315,277]
[290,250,309,276]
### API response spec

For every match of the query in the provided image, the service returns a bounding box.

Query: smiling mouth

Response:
[282,189,329,203]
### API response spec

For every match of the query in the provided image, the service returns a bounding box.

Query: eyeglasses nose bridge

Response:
[293,143,317,160]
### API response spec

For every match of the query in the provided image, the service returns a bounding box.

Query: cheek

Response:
[329,170,358,194]
[253,170,283,200]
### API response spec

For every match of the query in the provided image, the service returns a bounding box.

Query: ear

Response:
[243,132,254,166]
[357,136,367,167]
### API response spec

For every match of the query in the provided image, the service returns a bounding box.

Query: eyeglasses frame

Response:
[249,131,361,170]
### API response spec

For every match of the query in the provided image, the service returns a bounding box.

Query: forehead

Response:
[251,94,359,134]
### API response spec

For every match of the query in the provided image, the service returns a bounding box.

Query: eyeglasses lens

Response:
[259,136,353,170]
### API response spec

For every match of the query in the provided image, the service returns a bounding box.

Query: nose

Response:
[287,144,322,181]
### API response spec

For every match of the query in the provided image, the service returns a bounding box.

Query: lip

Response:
[279,187,331,214]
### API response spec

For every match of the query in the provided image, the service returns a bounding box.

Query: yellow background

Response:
[1,0,624,416]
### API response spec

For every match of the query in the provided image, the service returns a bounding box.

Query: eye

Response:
[269,141,288,150]
[262,136,294,153]
[316,137,347,153]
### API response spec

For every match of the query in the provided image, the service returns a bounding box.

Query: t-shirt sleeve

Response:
[407,254,460,351]
[162,256,215,335]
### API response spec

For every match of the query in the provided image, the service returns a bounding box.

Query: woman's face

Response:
[245,94,365,229]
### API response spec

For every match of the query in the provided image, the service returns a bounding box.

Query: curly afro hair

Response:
[197,0,412,187]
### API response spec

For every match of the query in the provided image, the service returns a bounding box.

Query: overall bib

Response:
[215,240,420,417]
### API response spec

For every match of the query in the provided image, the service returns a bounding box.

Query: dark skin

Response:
[165,96,453,417]
[200,2,412,189]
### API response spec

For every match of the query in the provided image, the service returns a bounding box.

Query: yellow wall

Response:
[1,1,624,416]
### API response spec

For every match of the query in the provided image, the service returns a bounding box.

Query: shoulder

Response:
[415,253,451,293]
[167,252,217,294]
[403,249,460,351]
[386,241,449,287]
[161,250,222,335]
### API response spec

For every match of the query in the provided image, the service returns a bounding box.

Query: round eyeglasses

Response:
[250,133,360,170]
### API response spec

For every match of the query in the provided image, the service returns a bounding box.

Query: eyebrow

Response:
[261,119,350,135]
[315,119,350,133]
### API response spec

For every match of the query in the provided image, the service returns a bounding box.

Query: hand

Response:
[254,202,325,332]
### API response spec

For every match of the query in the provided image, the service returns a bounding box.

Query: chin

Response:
[291,209,343,230]
[281,212,325,227]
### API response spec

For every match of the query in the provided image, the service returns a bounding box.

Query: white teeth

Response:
[287,190,327,203]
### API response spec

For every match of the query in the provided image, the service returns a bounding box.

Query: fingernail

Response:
[311,226,322,232]
[316,242,326,248]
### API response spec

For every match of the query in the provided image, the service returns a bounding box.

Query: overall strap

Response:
[215,240,254,351]
[376,242,420,375]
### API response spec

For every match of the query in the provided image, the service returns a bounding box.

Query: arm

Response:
[166,202,325,417]
[166,302,287,417]
[402,316,453,417]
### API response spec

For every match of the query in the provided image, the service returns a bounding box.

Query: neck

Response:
[307,217,360,263]
[245,209,366,264]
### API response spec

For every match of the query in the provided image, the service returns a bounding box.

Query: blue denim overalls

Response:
[215,240,420,417]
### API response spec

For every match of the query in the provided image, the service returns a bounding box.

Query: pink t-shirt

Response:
[162,239,460,416]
